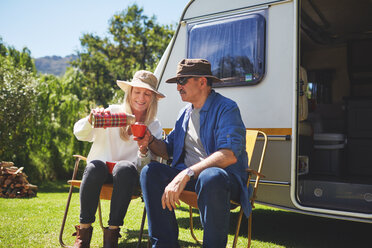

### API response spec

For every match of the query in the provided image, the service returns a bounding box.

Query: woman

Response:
[72,70,165,248]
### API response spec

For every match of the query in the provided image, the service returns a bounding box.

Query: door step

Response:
[298,179,372,213]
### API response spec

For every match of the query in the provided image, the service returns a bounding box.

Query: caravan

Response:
[154,0,372,223]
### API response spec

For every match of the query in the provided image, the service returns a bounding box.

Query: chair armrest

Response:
[70,155,87,181]
[73,155,87,161]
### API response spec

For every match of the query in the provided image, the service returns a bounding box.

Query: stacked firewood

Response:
[0,161,38,198]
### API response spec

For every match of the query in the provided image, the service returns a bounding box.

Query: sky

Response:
[0,0,190,58]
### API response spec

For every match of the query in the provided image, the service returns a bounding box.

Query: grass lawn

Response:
[0,180,371,247]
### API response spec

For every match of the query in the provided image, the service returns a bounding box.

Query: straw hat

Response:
[117,70,165,99]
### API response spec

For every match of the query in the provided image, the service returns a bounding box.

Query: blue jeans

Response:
[140,162,241,248]
[79,160,139,226]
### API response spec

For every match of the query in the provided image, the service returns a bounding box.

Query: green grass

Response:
[0,181,371,247]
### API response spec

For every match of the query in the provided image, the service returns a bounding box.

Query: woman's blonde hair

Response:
[119,86,158,141]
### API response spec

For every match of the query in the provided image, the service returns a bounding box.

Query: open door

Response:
[296,0,372,214]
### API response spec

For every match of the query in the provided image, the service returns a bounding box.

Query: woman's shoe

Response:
[103,227,121,248]
[72,225,93,248]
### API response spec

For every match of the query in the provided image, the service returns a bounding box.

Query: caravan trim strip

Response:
[251,179,291,186]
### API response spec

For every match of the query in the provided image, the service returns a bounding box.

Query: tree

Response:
[27,69,90,180]
[0,46,39,168]
[0,40,90,181]
[109,4,174,71]
[0,37,7,56]
[72,4,174,107]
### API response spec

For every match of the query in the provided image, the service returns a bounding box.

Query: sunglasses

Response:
[176,77,191,85]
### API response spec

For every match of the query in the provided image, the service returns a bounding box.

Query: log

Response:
[4,167,20,174]
[27,184,38,190]
[0,161,14,167]
[14,167,24,174]
[4,178,12,186]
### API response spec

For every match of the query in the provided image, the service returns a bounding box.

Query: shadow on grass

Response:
[118,228,201,248]
[118,228,149,248]
[176,206,372,248]
[233,208,372,248]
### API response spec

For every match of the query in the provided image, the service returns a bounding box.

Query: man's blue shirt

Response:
[164,90,252,216]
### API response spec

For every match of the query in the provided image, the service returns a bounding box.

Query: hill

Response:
[34,55,78,76]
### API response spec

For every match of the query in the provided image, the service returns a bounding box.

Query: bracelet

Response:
[148,135,155,146]
[139,149,149,158]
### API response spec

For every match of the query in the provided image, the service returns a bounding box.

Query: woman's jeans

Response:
[79,160,139,226]
[140,162,241,248]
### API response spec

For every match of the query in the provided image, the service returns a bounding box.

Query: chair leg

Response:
[247,212,252,248]
[59,184,75,247]
[189,206,202,245]
[60,157,83,247]
[136,206,147,248]
[97,199,106,230]
[232,208,244,248]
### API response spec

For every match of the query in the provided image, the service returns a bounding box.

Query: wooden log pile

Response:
[0,161,38,198]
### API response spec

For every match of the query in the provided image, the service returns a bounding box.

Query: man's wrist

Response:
[186,168,195,180]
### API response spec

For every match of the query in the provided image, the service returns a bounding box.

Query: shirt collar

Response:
[200,89,216,112]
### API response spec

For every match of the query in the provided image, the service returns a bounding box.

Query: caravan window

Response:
[187,12,266,87]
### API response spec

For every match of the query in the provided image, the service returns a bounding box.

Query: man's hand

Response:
[135,129,152,154]
[159,149,237,211]
[161,169,190,211]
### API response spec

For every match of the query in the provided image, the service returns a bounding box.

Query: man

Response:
[137,59,250,247]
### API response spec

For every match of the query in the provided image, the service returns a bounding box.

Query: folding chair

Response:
[179,130,268,248]
[59,155,147,248]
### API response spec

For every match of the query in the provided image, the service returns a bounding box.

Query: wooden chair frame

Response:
[59,155,147,248]
[179,130,268,248]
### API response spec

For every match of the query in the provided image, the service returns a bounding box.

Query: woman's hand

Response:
[88,107,108,124]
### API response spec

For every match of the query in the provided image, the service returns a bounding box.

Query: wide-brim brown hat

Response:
[166,58,222,83]
[117,70,165,99]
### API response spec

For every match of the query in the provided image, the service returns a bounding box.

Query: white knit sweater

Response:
[73,115,162,171]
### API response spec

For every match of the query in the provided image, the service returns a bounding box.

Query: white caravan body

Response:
[154,0,372,223]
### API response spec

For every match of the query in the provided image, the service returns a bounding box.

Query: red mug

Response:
[105,161,116,174]
[131,122,147,138]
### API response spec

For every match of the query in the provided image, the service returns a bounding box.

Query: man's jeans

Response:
[140,162,241,248]
[79,160,139,226]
